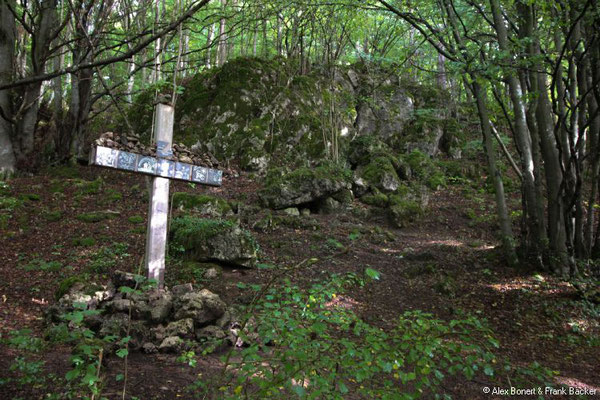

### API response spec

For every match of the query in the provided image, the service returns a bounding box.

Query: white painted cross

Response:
[145,103,174,288]
[89,102,223,288]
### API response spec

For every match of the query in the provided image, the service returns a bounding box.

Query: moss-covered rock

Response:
[388,197,423,228]
[387,184,429,228]
[347,135,394,167]
[331,188,354,205]
[403,150,446,190]
[357,156,401,193]
[170,216,259,268]
[55,275,87,301]
[361,191,389,208]
[258,163,352,209]
[172,192,234,217]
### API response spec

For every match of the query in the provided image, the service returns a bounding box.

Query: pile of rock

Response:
[94,132,219,168]
[46,271,248,354]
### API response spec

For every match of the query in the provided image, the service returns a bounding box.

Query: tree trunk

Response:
[216,0,228,67]
[0,0,16,176]
[472,80,518,266]
[490,0,544,265]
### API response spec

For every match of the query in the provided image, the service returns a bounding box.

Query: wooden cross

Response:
[89,102,223,288]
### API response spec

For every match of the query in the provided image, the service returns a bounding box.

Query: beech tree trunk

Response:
[472,80,518,266]
[490,0,544,265]
[0,0,16,176]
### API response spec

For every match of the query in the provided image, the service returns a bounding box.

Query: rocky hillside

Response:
[130,57,462,173]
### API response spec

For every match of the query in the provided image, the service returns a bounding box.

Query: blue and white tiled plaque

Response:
[137,155,157,174]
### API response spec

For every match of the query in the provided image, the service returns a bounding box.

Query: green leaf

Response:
[365,268,381,281]
[116,348,129,358]
[339,382,349,394]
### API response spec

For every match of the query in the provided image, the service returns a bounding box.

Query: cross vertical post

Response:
[145,102,174,288]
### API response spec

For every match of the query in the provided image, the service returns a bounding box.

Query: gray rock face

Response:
[355,87,414,140]
[405,124,444,157]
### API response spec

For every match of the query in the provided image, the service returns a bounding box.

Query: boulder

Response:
[142,342,158,354]
[173,289,226,325]
[387,185,429,228]
[258,163,352,209]
[171,193,234,218]
[283,207,300,216]
[165,318,195,338]
[171,283,194,298]
[105,299,133,313]
[159,336,184,353]
[356,156,401,193]
[170,217,259,268]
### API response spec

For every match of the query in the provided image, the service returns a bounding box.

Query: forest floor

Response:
[0,164,598,399]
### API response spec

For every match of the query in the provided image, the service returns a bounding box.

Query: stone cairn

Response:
[46,271,251,354]
[94,132,220,168]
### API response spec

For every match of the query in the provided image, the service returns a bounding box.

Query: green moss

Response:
[72,237,96,247]
[360,156,401,192]
[170,216,257,252]
[74,177,103,196]
[171,192,232,216]
[348,136,394,166]
[105,188,123,202]
[0,214,9,229]
[171,217,234,242]
[0,196,22,211]
[20,193,40,201]
[43,210,63,222]
[262,162,352,196]
[128,215,144,224]
[331,189,354,204]
[76,211,118,223]
[272,215,319,230]
[50,179,66,193]
[361,192,389,208]
[129,226,146,234]
[46,165,80,179]
[388,193,423,228]
[55,275,87,300]
[427,172,447,190]
[402,150,446,190]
